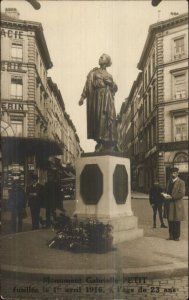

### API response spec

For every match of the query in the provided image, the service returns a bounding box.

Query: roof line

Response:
[137,12,188,70]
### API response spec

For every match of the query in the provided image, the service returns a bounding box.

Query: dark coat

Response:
[149,185,163,205]
[165,178,185,221]
[27,183,43,209]
[44,181,62,210]
[8,185,26,213]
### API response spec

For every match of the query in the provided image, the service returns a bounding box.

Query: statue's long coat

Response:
[81,68,118,142]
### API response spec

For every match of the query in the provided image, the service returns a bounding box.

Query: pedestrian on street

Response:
[8,178,26,233]
[162,167,185,241]
[44,176,62,228]
[27,174,43,230]
[149,180,167,228]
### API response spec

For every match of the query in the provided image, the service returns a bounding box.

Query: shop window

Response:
[11,119,23,137]
[174,153,188,163]
[174,115,188,141]
[11,42,23,62]
[173,73,187,100]
[11,77,23,100]
[173,37,185,60]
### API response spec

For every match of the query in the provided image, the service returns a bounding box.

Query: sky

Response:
[1,0,188,152]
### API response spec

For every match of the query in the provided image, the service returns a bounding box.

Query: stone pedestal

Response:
[74,152,143,244]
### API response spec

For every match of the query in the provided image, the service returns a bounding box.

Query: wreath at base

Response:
[48,213,114,253]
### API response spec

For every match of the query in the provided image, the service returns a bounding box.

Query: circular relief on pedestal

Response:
[80,164,103,204]
[113,164,128,204]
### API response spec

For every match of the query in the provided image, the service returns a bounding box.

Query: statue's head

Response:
[99,54,112,67]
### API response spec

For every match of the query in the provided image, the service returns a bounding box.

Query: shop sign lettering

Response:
[28,164,35,171]
[1,28,23,39]
[1,102,27,111]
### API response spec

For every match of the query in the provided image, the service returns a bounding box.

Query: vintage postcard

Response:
[1,0,188,299]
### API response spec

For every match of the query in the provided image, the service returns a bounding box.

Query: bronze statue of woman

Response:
[79,54,118,152]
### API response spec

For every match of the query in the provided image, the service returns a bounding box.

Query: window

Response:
[148,89,151,114]
[40,61,43,76]
[11,78,23,100]
[144,71,147,89]
[152,83,156,107]
[11,120,23,137]
[174,73,187,100]
[174,37,185,60]
[153,119,157,144]
[144,96,147,119]
[11,43,23,61]
[147,128,150,150]
[36,51,39,65]
[174,153,188,163]
[148,62,151,82]
[40,86,43,103]
[152,52,155,74]
[174,115,187,141]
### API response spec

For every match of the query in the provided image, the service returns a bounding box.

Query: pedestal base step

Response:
[113,228,144,244]
[74,214,143,245]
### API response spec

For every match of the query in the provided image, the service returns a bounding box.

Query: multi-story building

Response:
[118,13,188,193]
[1,8,81,198]
[117,98,131,154]
[45,77,82,191]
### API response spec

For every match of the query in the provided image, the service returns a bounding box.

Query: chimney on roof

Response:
[5,8,20,19]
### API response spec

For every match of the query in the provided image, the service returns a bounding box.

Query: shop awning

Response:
[1,136,63,162]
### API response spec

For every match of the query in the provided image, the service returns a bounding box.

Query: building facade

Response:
[1,8,81,198]
[118,13,188,193]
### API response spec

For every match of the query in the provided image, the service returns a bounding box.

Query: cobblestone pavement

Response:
[131,199,188,241]
[2,198,188,240]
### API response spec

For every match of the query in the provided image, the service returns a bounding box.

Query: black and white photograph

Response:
[0,0,188,299]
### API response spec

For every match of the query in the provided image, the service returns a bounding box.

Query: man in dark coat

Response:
[8,179,26,233]
[44,176,62,228]
[149,180,167,228]
[27,174,43,230]
[164,167,185,241]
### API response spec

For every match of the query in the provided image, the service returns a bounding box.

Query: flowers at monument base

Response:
[48,214,114,253]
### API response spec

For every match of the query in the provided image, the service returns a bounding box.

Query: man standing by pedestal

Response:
[44,175,62,228]
[149,180,167,228]
[164,167,185,241]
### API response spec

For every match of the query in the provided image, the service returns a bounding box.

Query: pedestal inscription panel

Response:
[80,164,103,204]
[113,164,128,204]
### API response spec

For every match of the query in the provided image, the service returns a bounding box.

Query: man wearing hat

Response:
[164,167,185,241]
